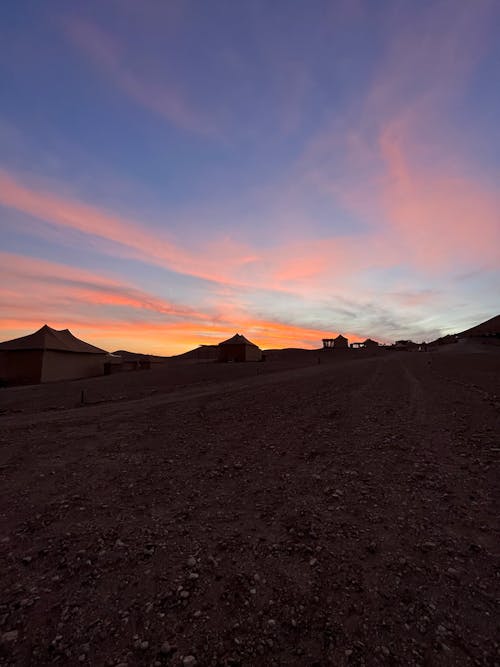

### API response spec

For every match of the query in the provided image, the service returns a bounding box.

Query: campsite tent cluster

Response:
[0,324,411,387]
[0,326,264,387]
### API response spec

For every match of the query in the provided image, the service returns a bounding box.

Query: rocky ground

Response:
[0,350,499,666]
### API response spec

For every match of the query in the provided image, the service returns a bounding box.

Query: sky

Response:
[0,0,499,354]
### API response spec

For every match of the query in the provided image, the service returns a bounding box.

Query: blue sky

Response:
[0,0,499,353]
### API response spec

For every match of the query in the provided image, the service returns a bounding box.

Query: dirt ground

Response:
[0,350,499,666]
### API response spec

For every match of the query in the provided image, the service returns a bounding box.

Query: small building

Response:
[0,325,107,386]
[323,334,349,349]
[104,353,123,375]
[351,338,379,349]
[335,334,349,348]
[218,333,262,362]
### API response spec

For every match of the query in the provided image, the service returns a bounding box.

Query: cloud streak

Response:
[0,252,368,353]
[64,17,217,136]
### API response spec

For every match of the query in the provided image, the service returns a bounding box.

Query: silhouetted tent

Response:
[0,325,107,386]
[218,333,262,362]
[334,334,349,349]
[363,338,379,348]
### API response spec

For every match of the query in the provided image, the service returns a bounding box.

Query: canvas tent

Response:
[218,333,262,362]
[334,334,349,349]
[0,325,107,386]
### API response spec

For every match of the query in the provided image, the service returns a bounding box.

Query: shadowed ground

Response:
[0,351,499,666]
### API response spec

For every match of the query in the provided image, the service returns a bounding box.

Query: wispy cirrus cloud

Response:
[63,17,218,136]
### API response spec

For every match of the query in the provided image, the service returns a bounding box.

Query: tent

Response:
[334,334,349,349]
[218,333,262,362]
[0,325,107,386]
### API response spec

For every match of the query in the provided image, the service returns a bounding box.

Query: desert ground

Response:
[0,348,499,666]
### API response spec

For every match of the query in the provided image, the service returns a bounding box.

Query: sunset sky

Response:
[1,1,499,354]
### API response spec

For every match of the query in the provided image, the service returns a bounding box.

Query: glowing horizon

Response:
[1,1,499,353]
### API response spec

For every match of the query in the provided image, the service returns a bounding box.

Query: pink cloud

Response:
[0,252,209,320]
[378,120,500,270]
[0,168,383,297]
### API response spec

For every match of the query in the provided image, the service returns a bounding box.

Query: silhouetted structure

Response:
[0,325,106,386]
[394,340,418,351]
[363,338,379,348]
[113,350,168,370]
[323,334,349,349]
[218,333,262,362]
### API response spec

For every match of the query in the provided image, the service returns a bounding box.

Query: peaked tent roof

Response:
[219,333,259,347]
[0,325,106,354]
[334,334,348,341]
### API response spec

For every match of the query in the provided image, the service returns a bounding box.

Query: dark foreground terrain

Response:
[0,350,499,666]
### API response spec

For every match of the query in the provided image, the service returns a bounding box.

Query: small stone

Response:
[183,656,197,667]
[2,630,18,643]
[186,556,196,567]
[267,619,276,626]
[180,590,190,599]
[140,640,149,650]
[160,641,171,655]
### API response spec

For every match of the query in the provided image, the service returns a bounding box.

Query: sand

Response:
[0,349,499,665]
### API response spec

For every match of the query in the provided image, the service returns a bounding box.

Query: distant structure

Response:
[323,334,349,349]
[0,325,107,386]
[113,350,168,371]
[363,338,379,348]
[218,333,262,362]
[394,340,418,351]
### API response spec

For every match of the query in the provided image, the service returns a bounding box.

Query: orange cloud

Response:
[0,252,363,354]
[0,315,361,356]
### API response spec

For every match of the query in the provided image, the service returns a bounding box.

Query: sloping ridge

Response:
[0,325,106,354]
[171,345,218,360]
[459,314,500,337]
[113,349,169,362]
